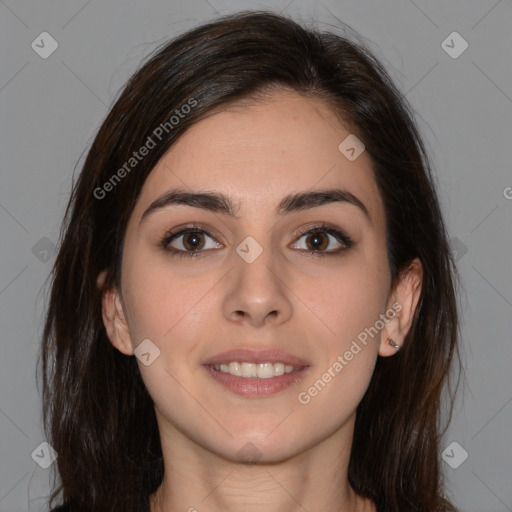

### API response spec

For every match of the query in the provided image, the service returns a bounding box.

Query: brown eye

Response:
[181,231,206,251]
[290,224,354,257]
[305,232,329,251]
[160,226,223,257]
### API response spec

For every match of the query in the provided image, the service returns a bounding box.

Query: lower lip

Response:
[203,365,310,397]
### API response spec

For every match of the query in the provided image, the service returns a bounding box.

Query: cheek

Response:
[294,259,389,348]
[120,258,213,421]
[292,255,389,407]
[294,288,382,435]
[121,252,212,343]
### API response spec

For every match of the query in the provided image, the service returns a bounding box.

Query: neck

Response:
[149,410,375,512]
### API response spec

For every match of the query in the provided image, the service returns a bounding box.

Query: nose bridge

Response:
[223,233,292,326]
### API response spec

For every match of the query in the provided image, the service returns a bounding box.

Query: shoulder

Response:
[49,503,149,512]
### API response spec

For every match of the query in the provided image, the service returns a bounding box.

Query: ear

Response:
[97,270,134,356]
[379,258,423,357]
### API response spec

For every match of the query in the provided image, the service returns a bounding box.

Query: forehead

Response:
[133,90,384,225]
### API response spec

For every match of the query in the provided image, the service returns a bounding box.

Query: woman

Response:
[41,10,461,512]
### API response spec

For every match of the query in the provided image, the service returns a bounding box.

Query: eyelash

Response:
[159,222,354,259]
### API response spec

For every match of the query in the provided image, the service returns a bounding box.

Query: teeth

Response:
[211,362,299,378]
[257,362,274,378]
[274,363,285,376]
[241,362,256,378]
[229,362,241,376]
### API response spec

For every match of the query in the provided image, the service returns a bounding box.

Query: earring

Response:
[388,338,400,351]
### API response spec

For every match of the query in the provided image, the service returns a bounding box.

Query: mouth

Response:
[202,348,311,397]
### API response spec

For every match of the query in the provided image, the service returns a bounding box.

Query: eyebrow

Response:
[140,187,371,224]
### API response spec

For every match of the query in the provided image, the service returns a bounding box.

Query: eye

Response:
[159,222,353,259]
[160,225,222,258]
[290,224,353,257]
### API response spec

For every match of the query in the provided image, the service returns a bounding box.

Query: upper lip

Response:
[203,348,310,367]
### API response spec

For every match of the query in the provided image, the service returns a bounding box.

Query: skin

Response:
[100,89,422,512]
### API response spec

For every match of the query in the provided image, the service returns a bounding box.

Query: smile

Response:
[209,361,304,378]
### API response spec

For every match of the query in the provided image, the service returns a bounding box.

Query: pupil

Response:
[184,232,203,250]
[308,232,327,250]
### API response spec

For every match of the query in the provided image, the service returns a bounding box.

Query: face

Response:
[106,89,406,464]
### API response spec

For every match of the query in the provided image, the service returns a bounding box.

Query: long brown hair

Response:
[40,10,461,511]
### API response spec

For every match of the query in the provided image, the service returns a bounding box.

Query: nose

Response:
[222,241,293,328]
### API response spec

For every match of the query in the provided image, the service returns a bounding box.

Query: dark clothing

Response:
[51,502,150,512]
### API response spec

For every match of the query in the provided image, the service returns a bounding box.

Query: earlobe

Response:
[378,315,402,357]
[379,258,423,357]
[98,271,134,356]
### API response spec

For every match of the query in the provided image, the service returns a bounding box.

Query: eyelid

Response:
[292,221,350,241]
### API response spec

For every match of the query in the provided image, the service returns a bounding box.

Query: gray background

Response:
[1,0,511,511]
